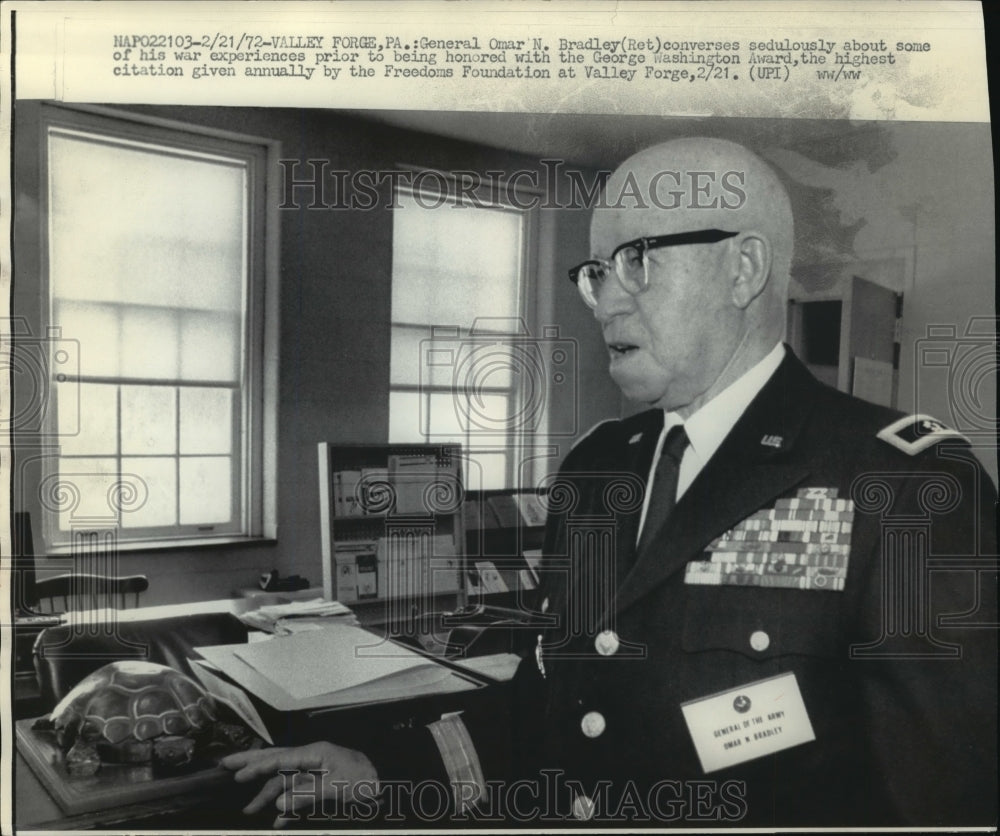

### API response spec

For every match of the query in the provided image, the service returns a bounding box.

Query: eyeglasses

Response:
[568,229,739,309]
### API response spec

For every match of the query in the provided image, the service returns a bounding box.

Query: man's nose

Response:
[593,273,636,324]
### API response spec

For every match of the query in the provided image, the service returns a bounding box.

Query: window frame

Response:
[37,104,279,551]
[388,168,540,491]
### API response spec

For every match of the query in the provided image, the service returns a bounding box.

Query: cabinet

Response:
[317,443,466,623]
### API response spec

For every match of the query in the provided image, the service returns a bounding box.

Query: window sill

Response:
[44,536,278,556]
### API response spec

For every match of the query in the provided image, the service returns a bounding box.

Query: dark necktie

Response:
[635,424,689,557]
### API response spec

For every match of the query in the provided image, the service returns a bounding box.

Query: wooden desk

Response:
[21,595,387,631]
[14,747,269,830]
[33,596,254,625]
[13,597,513,829]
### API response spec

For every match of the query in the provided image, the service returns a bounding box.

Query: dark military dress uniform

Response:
[393,350,998,828]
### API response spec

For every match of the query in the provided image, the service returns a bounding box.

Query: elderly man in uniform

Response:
[224,138,997,828]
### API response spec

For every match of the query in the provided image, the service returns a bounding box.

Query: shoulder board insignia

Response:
[877,413,969,456]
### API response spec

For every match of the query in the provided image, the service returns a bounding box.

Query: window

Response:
[389,179,535,490]
[41,107,275,547]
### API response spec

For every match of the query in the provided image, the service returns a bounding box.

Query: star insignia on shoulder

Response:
[877,413,969,456]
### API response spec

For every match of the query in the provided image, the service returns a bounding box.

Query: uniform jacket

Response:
[461,349,998,828]
[371,350,997,828]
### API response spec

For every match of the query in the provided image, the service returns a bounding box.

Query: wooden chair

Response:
[33,573,149,613]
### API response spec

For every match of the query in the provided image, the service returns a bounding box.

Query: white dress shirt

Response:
[635,342,786,544]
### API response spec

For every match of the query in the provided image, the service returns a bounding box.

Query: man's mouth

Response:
[607,342,639,357]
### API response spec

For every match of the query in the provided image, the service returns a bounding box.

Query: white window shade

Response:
[41,112,270,547]
[49,134,245,310]
[49,132,245,385]
[389,181,534,490]
[391,188,522,327]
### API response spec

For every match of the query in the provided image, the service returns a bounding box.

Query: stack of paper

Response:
[238,598,358,635]
[194,623,480,711]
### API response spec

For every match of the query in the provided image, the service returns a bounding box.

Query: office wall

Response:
[11,103,611,604]
[535,203,625,468]
[859,123,996,486]
[17,110,988,606]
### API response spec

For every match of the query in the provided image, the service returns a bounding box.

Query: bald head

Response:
[587,138,795,415]
[592,137,794,305]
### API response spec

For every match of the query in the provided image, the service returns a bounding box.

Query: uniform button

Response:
[749,630,770,652]
[594,629,620,656]
[573,794,596,820]
[580,710,606,738]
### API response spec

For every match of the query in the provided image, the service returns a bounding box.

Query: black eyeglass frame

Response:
[567,228,740,286]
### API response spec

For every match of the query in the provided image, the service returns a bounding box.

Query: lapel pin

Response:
[760,434,783,448]
[629,433,643,445]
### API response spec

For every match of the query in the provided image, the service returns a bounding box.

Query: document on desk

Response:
[194,623,480,711]
[235,625,441,700]
[188,660,274,744]
[450,652,523,682]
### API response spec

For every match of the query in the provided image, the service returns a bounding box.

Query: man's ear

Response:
[732,233,772,309]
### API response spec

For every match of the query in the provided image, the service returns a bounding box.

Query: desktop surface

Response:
[13,594,521,829]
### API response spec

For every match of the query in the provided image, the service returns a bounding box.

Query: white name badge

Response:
[681,671,815,773]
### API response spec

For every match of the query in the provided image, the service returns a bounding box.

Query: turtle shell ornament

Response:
[34,660,258,776]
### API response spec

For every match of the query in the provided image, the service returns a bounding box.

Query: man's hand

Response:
[221,742,379,827]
